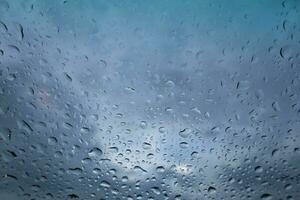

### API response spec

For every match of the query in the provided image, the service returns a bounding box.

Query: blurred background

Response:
[0,0,299,199]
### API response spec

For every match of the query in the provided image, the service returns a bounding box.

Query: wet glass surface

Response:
[0,0,300,199]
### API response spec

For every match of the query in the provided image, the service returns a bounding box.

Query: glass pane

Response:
[0,0,299,199]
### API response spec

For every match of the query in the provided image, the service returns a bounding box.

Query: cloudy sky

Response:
[0,0,299,199]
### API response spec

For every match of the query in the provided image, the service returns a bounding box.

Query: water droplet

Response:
[179,142,189,148]
[255,166,263,173]
[64,72,72,82]
[140,121,147,129]
[178,128,192,138]
[18,24,24,40]
[48,136,58,145]
[88,147,103,157]
[142,142,152,150]
[260,193,273,200]
[208,186,216,194]
[133,166,147,173]
[67,168,83,176]
[271,102,280,112]
[100,180,111,188]
[156,166,165,173]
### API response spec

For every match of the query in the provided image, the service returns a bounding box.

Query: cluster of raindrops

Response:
[0,0,299,200]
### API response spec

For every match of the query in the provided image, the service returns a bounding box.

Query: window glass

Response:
[0,0,299,199]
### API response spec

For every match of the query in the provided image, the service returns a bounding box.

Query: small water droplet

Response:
[88,147,103,157]
[208,186,216,194]
[100,180,111,188]
[260,193,273,200]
